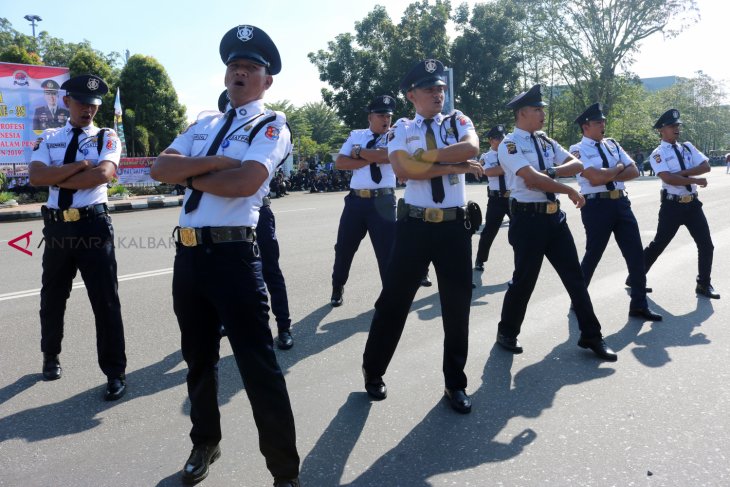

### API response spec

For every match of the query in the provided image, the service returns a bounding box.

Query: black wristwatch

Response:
[546,167,557,179]
[353,145,362,159]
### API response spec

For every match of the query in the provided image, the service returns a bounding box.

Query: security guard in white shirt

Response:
[29,74,128,401]
[570,103,662,321]
[474,124,510,272]
[151,25,300,487]
[644,108,719,299]
[496,84,617,361]
[361,59,483,414]
[330,95,397,307]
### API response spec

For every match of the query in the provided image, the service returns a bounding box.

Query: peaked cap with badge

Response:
[653,108,682,129]
[486,124,506,139]
[61,74,108,105]
[220,25,281,75]
[399,59,447,92]
[506,84,547,110]
[575,102,607,125]
[366,95,396,114]
[41,79,60,92]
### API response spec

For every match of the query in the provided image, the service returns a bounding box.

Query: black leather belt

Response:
[584,189,625,200]
[406,204,466,223]
[42,203,108,223]
[488,190,511,198]
[174,226,256,247]
[262,196,272,207]
[350,188,395,198]
[662,192,697,203]
[509,200,560,215]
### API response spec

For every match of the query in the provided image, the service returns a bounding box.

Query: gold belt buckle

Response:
[62,208,81,222]
[609,190,620,199]
[503,191,511,198]
[179,227,198,247]
[423,207,444,223]
[679,195,693,203]
[546,202,558,214]
[359,189,372,198]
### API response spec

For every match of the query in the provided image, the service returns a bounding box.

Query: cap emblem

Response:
[424,59,437,73]
[237,25,254,42]
[87,78,100,91]
[383,96,390,105]
[672,110,679,119]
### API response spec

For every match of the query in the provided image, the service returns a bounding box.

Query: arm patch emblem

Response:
[506,142,517,155]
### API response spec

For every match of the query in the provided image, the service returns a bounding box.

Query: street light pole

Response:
[23,14,42,38]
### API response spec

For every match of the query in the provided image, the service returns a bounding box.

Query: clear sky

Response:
[5,0,726,122]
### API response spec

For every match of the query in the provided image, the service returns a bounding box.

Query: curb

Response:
[0,197,183,223]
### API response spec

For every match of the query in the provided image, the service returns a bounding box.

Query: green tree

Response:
[526,0,699,110]
[119,54,186,155]
[0,45,42,65]
[300,102,345,146]
[451,1,524,134]
[266,100,311,139]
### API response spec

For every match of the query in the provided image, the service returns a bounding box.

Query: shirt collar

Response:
[65,122,94,134]
[581,136,602,146]
[232,99,265,119]
[414,112,445,127]
[660,140,679,148]
[513,127,533,139]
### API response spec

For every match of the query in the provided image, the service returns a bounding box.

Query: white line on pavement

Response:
[0,267,173,302]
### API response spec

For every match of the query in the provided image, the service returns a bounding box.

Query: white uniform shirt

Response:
[387,110,477,208]
[167,99,291,227]
[479,149,506,192]
[570,136,634,194]
[498,127,573,203]
[32,122,121,209]
[339,129,396,189]
[649,140,708,196]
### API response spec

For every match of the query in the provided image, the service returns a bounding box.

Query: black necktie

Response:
[58,127,83,210]
[424,119,444,203]
[367,133,382,184]
[530,134,555,202]
[184,109,236,213]
[495,154,507,192]
[672,144,693,192]
[596,141,616,191]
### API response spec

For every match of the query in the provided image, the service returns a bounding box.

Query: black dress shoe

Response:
[444,388,472,414]
[331,285,344,307]
[577,337,617,361]
[628,307,663,321]
[362,367,387,400]
[625,277,652,293]
[182,444,221,485]
[696,283,720,299]
[274,478,301,487]
[474,261,484,271]
[42,354,62,381]
[104,376,127,401]
[496,333,523,354]
[276,330,294,350]
[420,274,432,287]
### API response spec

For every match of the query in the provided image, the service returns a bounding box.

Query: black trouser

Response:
[39,214,126,378]
[643,198,714,286]
[172,241,299,480]
[580,197,648,309]
[332,192,396,287]
[257,205,291,332]
[475,195,510,264]
[498,209,602,340]
[362,216,472,390]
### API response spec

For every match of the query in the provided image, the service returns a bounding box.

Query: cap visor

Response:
[69,94,102,105]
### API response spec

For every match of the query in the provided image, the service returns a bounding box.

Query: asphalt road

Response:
[1,168,728,487]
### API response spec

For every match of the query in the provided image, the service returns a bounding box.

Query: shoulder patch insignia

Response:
[264,126,280,140]
[506,142,517,155]
[33,137,43,151]
[388,130,396,142]
[653,154,662,164]
[571,150,581,159]
[458,116,468,126]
